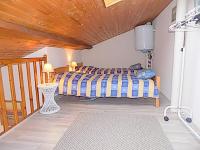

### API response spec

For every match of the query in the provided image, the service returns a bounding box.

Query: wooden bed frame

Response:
[54,62,83,74]
[153,76,160,108]
[54,64,161,108]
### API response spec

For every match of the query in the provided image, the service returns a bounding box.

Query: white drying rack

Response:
[164,6,200,140]
[169,6,200,32]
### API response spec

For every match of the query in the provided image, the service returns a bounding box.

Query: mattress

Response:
[54,72,159,98]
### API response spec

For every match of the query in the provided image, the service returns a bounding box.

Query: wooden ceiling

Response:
[0,0,171,59]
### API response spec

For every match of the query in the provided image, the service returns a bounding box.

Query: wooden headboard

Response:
[54,62,83,74]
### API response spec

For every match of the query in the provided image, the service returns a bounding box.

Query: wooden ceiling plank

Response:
[92,0,111,42]
[0,20,92,49]
[0,0,172,58]
[73,0,103,44]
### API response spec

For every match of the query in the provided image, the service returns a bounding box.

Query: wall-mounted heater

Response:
[135,23,154,68]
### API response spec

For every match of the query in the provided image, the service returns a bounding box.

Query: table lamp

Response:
[71,61,77,71]
[43,63,54,83]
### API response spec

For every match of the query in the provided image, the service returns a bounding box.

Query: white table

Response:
[38,83,60,114]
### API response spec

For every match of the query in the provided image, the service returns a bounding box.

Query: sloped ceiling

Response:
[0,0,171,59]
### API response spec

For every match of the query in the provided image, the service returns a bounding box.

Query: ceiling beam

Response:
[0,20,92,49]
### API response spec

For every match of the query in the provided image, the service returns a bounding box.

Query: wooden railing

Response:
[0,55,47,135]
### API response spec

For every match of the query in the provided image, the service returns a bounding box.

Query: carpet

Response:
[54,112,173,150]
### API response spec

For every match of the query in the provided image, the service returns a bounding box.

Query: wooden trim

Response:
[8,65,19,124]
[153,76,160,108]
[0,69,9,131]
[155,98,160,108]
[44,55,48,83]
[18,64,27,118]
[39,61,44,103]
[0,57,46,65]
[39,61,44,84]
[54,62,83,74]
[26,62,34,113]
[33,62,40,109]
[155,76,160,90]
[54,66,70,74]
[0,110,3,130]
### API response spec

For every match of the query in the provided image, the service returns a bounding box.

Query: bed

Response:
[53,68,160,107]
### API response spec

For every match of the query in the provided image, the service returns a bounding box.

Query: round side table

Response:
[38,83,60,114]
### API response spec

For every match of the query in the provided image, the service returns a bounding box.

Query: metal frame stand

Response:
[164,4,200,140]
[163,46,200,140]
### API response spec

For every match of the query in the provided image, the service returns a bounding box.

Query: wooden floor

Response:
[0,94,200,150]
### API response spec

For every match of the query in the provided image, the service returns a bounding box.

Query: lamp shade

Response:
[71,61,77,67]
[43,63,54,73]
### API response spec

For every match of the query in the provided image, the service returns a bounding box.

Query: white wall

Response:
[170,0,187,108]
[153,1,176,100]
[26,47,82,68]
[183,30,200,129]
[1,47,81,114]
[81,30,146,68]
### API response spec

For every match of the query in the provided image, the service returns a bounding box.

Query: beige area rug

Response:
[54,112,173,150]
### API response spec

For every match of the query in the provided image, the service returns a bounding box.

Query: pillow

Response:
[84,66,98,73]
[75,66,98,74]
[136,69,156,79]
[75,66,82,72]
[129,63,142,70]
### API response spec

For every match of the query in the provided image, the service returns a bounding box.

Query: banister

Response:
[0,56,47,65]
[0,54,47,135]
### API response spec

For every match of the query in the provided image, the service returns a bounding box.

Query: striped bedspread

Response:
[75,66,136,75]
[54,72,159,98]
